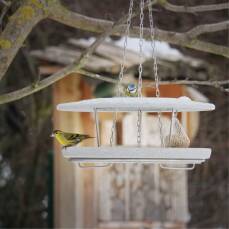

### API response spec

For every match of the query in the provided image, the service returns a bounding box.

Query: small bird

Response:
[51,130,94,148]
[125,83,138,97]
[51,130,110,168]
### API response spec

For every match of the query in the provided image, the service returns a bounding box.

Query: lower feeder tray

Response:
[62,147,211,169]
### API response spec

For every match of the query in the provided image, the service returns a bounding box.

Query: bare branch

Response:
[146,79,229,88]
[160,1,229,13]
[0,0,155,81]
[49,4,229,58]
[0,67,228,105]
[0,0,228,86]
[0,1,48,80]
[76,70,229,90]
[71,0,155,74]
[0,1,144,104]
[0,65,74,105]
[77,69,118,84]
[186,21,229,38]
[0,0,11,6]
[0,0,11,28]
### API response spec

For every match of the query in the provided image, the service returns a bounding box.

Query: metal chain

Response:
[137,110,142,145]
[137,0,144,146]
[148,0,160,97]
[147,0,164,147]
[110,0,134,146]
[137,0,144,97]
[117,0,134,97]
[110,112,117,146]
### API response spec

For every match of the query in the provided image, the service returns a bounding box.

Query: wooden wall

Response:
[52,79,198,228]
[53,73,97,228]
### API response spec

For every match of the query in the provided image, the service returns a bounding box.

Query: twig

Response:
[0,69,228,105]
[0,0,11,30]
[0,0,11,6]
[49,5,229,58]
[69,0,157,70]
[76,70,229,89]
[160,1,229,13]
[77,69,118,84]
[186,20,229,39]
[145,79,229,87]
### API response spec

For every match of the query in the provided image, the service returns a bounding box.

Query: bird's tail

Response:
[85,135,95,139]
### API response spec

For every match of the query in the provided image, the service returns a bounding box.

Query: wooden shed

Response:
[31,39,207,229]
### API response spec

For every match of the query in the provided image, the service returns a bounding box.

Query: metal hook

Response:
[93,108,112,167]
[93,108,101,147]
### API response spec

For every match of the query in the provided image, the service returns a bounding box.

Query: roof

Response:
[31,38,219,102]
[31,39,143,74]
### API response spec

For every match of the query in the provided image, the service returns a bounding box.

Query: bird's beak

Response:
[50,133,54,137]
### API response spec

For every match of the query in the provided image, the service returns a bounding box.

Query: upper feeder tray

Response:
[57,96,215,113]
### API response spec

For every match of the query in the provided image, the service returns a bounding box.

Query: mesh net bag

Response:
[164,116,190,148]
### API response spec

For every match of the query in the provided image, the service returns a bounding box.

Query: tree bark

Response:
[0,0,48,80]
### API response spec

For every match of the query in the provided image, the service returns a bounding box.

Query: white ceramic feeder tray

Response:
[57,96,215,112]
[57,97,215,168]
[62,147,211,165]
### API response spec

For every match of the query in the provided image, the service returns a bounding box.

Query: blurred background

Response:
[0,0,228,228]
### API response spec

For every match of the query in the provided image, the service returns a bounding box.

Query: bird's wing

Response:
[62,132,80,140]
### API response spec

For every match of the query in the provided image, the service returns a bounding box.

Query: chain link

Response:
[137,0,144,97]
[137,110,142,145]
[110,0,134,146]
[137,0,144,146]
[148,0,159,97]
[117,0,134,97]
[110,112,117,146]
[147,0,164,147]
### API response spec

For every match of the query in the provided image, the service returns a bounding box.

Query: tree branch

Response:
[0,0,49,80]
[74,70,229,90]
[160,1,229,13]
[0,0,155,81]
[0,65,74,104]
[0,68,228,105]
[0,0,11,29]
[0,0,11,6]
[49,3,229,58]
[186,21,229,38]
[71,0,148,71]
[0,0,146,104]
[0,0,228,88]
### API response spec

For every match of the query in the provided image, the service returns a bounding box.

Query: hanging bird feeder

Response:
[57,0,215,169]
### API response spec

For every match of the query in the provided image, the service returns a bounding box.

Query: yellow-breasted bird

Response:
[125,83,138,97]
[51,130,94,148]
